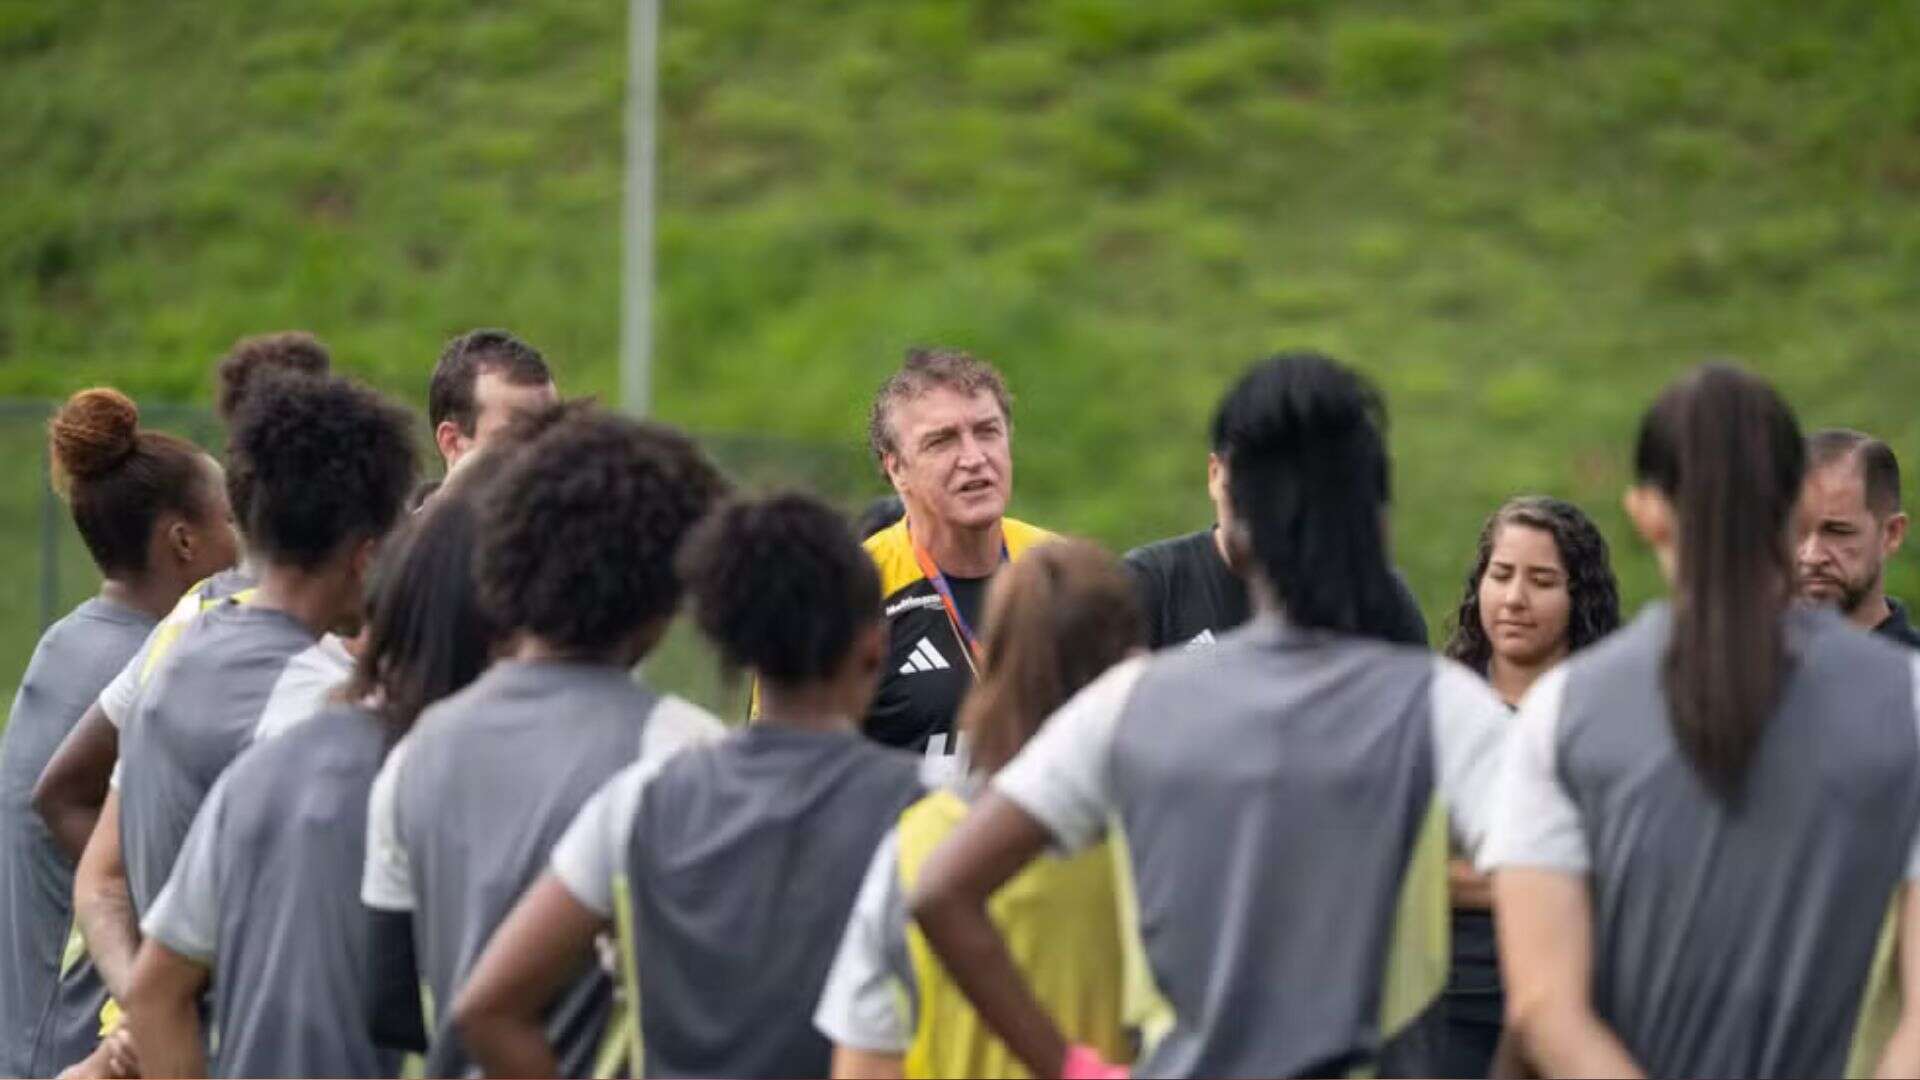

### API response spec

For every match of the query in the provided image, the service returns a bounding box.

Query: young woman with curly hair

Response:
[1414,496,1621,1077]
[127,457,503,1079]
[453,491,926,1079]
[361,406,731,1079]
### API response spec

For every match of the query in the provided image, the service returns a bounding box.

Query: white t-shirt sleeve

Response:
[551,757,661,918]
[1906,656,1920,880]
[639,694,726,763]
[992,656,1146,855]
[141,775,227,964]
[253,636,353,742]
[361,737,417,912]
[97,634,153,729]
[1428,657,1512,860]
[1478,664,1589,874]
[814,831,915,1054]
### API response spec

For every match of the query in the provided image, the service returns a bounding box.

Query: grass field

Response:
[8,0,1920,706]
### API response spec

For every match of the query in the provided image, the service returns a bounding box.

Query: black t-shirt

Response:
[1122,527,1430,650]
[945,575,989,641]
[859,517,1053,755]
[1876,598,1920,650]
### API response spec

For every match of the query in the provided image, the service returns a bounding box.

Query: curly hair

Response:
[1444,495,1622,675]
[678,491,880,683]
[48,387,219,576]
[214,331,332,425]
[225,373,418,569]
[478,408,728,654]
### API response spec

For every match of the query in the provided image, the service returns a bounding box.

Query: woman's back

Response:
[1497,603,1920,1077]
[996,618,1506,1078]
[609,726,924,1078]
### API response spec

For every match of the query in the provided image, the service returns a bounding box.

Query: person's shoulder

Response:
[1808,604,1920,670]
[1002,516,1058,557]
[41,599,138,654]
[402,669,495,746]
[863,519,926,597]
[1121,528,1212,576]
[842,733,928,788]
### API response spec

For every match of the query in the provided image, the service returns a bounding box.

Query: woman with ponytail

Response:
[909,353,1510,1079]
[815,538,1138,1079]
[1485,364,1920,1078]
[0,389,237,1077]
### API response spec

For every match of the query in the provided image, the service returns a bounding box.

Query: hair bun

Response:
[49,387,141,490]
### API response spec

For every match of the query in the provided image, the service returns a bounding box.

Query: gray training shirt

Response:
[1482,603,1920,1078]
[0,598,153,1077]
[994,616,1507,1079]
[362,660,724,1079]
[552,724,925,1079]
[119,600,323,918]
[142,704,400,1079]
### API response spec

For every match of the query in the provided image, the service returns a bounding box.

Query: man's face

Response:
[470,369,559,450]
[1794,460,1904,614]
[883,386,1012,531]
[439,369,559,468]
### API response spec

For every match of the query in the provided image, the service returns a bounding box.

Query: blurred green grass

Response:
[8,0,1920,706]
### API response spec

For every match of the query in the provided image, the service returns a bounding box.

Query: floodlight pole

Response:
[620,0,658,415]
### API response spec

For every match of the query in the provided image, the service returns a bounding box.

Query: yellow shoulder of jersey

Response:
[862,516,1058,597]
[864,519,925,598]
[1001,517,1057,558]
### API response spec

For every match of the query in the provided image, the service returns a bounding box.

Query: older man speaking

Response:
[859,348,1055,759]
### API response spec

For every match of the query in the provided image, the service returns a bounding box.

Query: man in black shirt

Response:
[1125,427,1428,650]
[1796,429,1920,648]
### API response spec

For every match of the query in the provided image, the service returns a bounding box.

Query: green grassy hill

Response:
[8,0,1920,700]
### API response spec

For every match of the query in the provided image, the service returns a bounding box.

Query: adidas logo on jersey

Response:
[1185,628,1217,649]
[899,637,951,674]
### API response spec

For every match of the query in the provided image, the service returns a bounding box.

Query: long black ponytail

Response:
[1212,352,1408,639]
[1633,363,1804,799]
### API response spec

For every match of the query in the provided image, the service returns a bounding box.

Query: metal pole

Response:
[620,0,658,416]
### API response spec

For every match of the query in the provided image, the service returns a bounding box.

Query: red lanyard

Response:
[909,532,1008,666]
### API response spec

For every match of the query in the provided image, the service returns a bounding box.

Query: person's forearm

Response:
[40,792,104,868]
[912,891,1068,1078]
[1509,1002,1642,1079]
[1875,1017,1920,1078]
[832,1046,905,1079]
[74,815,139,1001]
[126,989,205,1078]
[460,1010,559,1079]
[33,708,117,863]
[75,883,140,1002]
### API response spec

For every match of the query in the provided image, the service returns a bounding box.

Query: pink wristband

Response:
[1061,1044,1128,1080]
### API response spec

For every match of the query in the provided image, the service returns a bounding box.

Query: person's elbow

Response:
[30,761,80,833]
[124,944,190,1023]
[448,982,504,1057]
[1500,973,1573,1059]
[905,873,954,927]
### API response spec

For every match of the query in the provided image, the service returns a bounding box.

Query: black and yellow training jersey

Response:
[861,516,1055,755]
